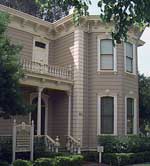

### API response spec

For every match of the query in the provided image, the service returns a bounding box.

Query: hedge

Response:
[98,135,150,153]
[102,151,150,166]
[13,159,32,166]
[0,161,9,166]
[13,155,83,166]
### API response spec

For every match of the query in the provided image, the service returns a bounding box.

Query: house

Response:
[0,4,144,152]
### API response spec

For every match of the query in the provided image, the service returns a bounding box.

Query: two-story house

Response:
[0,4,144,151]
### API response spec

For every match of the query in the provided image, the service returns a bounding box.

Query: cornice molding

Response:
[0,4,144,44]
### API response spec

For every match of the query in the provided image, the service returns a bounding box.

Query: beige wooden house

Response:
[0,4,144,151]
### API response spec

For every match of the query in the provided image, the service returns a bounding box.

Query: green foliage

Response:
[0,161,9,166]
[33,158,53,166]
[139,74,150,134]
[0,11,30,118]
[34,155,83,166]
[82,151,98,162]
[13,159,32,166]
[103,152,150,166]
[0,136,12,163]
[53,155,83,166]
[0,0,38,17]
[98,135,150,153]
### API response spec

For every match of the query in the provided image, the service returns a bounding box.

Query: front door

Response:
[31,97,45,135]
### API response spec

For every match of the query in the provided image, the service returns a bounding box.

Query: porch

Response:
[0,59,81,153]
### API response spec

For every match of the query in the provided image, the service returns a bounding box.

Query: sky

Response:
[88,0,150,77]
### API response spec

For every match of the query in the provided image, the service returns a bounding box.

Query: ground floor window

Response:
[101,96,114,134]
[127,98,134,134]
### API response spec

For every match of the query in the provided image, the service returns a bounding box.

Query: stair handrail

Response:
[45,135,60,153]
[66,135,81,154]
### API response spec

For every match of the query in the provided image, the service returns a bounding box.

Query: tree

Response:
[36,0,150,43]
[0,0,70,23]
[0,12,29,119]
[139,74,150,133]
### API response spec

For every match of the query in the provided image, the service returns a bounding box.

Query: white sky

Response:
[88,0,150,76]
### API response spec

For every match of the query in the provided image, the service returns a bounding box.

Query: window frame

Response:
[97,94,117,135]
[124,42,136,75]
[125,96,137,135]
[97,38,117,72]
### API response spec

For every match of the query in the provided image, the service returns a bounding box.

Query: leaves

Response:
[0,12,30,119]
[139,74,150,133]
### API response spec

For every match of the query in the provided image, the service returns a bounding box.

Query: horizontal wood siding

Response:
[87,33,138,149]
[51,91,68,144]
[53,33,74,66]
[7,27,33,61]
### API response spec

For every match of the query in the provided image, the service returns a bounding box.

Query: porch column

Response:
[67,91,72,136]
[37,87,43,136]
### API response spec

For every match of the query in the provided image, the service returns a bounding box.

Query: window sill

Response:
[98,133,117,136]
[97,70,117,75]
[125,71,137,77]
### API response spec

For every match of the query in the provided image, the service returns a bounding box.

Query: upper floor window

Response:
[125,42,136,74]
[98,39,116,71]
[126,98,134,134]
[35,41,46,49]
[100,39,113,70]
[32,37,49,65]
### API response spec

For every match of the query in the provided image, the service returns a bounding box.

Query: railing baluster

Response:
[21,59,72,81]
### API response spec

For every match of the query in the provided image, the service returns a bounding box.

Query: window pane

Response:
[101,97,114,134]
[127,98,134,134]
[101,55,113,70]
[126,43,133,58]
[126,57,133,73]
[101,40,113,54]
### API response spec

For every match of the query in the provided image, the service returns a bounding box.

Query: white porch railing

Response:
[34,135,60,153]
[45,135,60,153]
[66,135,81,154]
[21,59,72,81]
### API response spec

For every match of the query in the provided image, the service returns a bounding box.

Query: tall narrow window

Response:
[127,98,134,134]
[126,43,133,73]
[100,39,114,70]
[101,97,114,134]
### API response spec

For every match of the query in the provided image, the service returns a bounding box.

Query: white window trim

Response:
[97,94,117,135]
[124,42,136,75]
[97,38,117,72]
[125,96,137,135]
[32,37,49,65]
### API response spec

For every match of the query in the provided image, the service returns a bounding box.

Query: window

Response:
[35,41,46,49]
[101,97,114,134]
[127,98,134,134]
[125,42,137,74]
[100,39,114,70]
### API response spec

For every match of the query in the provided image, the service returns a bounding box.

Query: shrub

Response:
[98,135,150,153]
[33,158,53,166]
[102,152,150,166]
[0,136,12,163]
[0,161,9,166]
[34,155,83,166]
[82,151,98,162]
[13,159,32,166]
[53,155,83,166]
